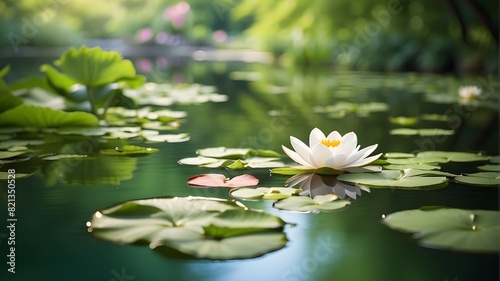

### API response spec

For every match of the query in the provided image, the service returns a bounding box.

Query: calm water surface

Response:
[0,57,499,281]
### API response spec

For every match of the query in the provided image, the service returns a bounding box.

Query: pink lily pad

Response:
[187,174,259,188]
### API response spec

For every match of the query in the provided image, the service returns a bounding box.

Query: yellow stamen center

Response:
[321,139,341,148]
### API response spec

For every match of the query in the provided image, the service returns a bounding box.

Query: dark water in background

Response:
[0,53,499,281]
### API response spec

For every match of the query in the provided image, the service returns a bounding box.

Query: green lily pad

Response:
[0,105,99,128]
[478,164,500,172]
[454,172,500,186]
[143,133,190,143]
[0,89,23,114]
[390,128,455,136]
[197,147,253,159]
[230,187,302,200]
[0,150,29,160]
[0,171,37,180]
[389,116,418,126]
[490,156,500,164]
[88,197,288,259]
[386,157,448,165]
[384,164,441,170]
[41,154,89,161]
[416,151,490,162]
[384,152,415,158]
[273,194,351,213]
[382,207,500,253]
[178,156,284,170]
[100,145,158,156]
[42,46,138,88]
[420,114,452,122]
[337,169,448,189]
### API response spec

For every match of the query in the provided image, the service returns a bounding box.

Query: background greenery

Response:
[0,0,498,70]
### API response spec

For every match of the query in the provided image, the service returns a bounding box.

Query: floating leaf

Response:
[88,197,288,259]
[178,156,283,169]
[384,164,441,170]
[0,89,23,114]
[273,194,351,213]
[0,150,29,160]
[490,156,500,164]
[337,169,448,189]
[187,174,259,188]
[100,145,158,156]
[197,147,252,159]
[143,133,190,143]
[390,128,454,136]
[0,105,99,128]
[42,46,138,88]
[477,164,500,172]
[454,172,500,187]
[384,152,415,158]
[0,171,37,180]
[416,151,490,162]
[382,207,500,253]
[389,116,418,126]
[41,154,89,161]
[230,187,301,200]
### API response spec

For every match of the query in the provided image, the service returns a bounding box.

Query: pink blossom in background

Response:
[156,57,168,69]
[137,59,153,73]
[163,1,190,28]
[135,28,153,43]
[212,30,228,43]
[156,32,169,44]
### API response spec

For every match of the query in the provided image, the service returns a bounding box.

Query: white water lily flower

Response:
[282,128,381,171]
[458,86,481,100]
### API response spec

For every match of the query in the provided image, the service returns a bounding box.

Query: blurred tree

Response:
[233,0,498,72]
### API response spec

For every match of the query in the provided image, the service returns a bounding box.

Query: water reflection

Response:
[286,173,369,200]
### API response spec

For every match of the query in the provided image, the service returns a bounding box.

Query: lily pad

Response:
[416,151,490,162]
[477,164,500,172]
[389,116,418,126]
[88,197,288,259]
[187,174,259,188]
[273,194,351,213]
[383,152,415,158]
[382,207,500,253]
[230,187,301,200]
[41,46,138,88]
[41,154,89,161]
[337,169,448,189]
[0,170,38,180]
[390,128,455,136]
[0,150,29,160]
[143,133,190,143]
[454,172,500,187]
[178,156,284,170]
[0,105,99,128]
[197,147,253,159]
[100,145,159,156]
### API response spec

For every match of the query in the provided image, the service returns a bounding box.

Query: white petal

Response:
[326,153,347,169]
[309,128,326,147]
[335,132,358,157]
[290,136,314,163]
[343,144,378,166]
[282,145,314,167]
[349,153,382,167]
[326,130,342,141]
[310,143,334,168]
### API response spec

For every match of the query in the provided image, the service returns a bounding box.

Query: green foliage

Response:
[88,196,288,259]
[233,0,498,70]
[40,46,144,118]
[0,104,99,128]
[383,207,500,253]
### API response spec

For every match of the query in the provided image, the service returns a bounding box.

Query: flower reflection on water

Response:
[286,173,370,200]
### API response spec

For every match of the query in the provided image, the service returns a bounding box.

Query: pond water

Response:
[1,55,499,281]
